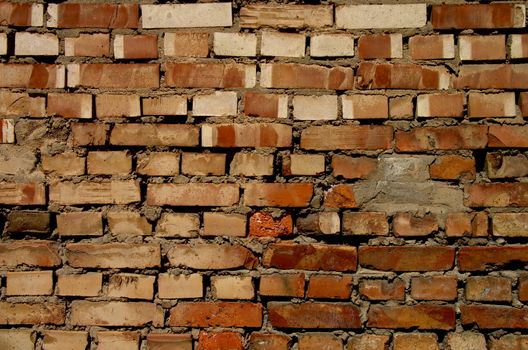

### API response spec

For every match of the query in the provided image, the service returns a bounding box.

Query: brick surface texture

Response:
[0,0,527,348]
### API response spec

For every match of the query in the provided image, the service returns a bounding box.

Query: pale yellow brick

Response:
[261,31,305,57]
[141,3,232,28]
[15,32,58,56]
[211,275,254,300]
[311,34,354,57]
[214,32,257,57]
[293,95,338,120]
[193,91,237,117]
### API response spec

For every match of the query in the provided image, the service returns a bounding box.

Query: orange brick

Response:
[202,123,291,148]
[148,334,193,350]
[302,126,393,151]
[359,279,405,301]
[430,155,476,180]
[409,34,455,59]
[249,212,293,237]
[432,4,525,29]
[57,212,103,236]
[0,241,60,267]
[0,2,43,26]
[95,94,140,118]
[164,32,209,57]
[298,333,343,350]
[165,62,255,88]
[0,302,65,325]
[395,126,487,152]
[47,3,139,28]
[259,273,305,297]
[47,93,92,119]
[358,33,402,59]
[198,332,243,350]
[307,274,352,299]
[0,182,46,205]
[393,213,438,237]
[342,212,388,235]
[468,92,516,118]
[244,183,313,207]
[411,276,457,301]
[332,156,377,179]
[68,63,159,89]
[244,92,288,118]
[114,34,158,59]
[65,34,110,57]
[70,301,163,327]
[249,333,290,350]
[416,93,464,118]
[0,64,64,89]
[261,63,353,90]
[43,330,88,350]
[170,302,262,327]
[66,243,160,268]
[460,35,506,61]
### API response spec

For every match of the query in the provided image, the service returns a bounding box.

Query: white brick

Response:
[0,33,6,55]
[336,4,427,29]
[261,31,305,57]
[293,95,337,120]
[1,119,15,144]
[211,275,253,300]
[141,3,232,28]
[511,34,528,58]
[31,4,44,26]
[311,34,354,57]
[193,91,237,117]
[15,32,58,56]
[214,32,257,57]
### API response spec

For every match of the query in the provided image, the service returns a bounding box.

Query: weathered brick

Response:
[240,5,332,29]
[302,125,393,151]
[110,124,198,146]
[165,62,255,88]
[57,212,102,236]
[263,243,357,271]
[15,32,58,56]
[460,35,506,61]
[203,213,246,237]
[342,212,388,235]
[490,335,528,350]
[108,274,155,300]
[259,273,305,297]
[244,92,288,119]
[50,180,140,205]
[158,273,203,299]
[164,32,209,57]
[230,153,274,176]
[249,212,292,237]
[71,123,108,146]
[512,34,528,59]
[156,213,199,237]
[389,96,414,119]
[65,34,109,57]
[324,184,357,209]
[493,213,528,237]
[486,153,528,178]
[261,32,305,57]
[293,95,337,120]
[66,243,160,268]
[359,246,455,271]
[356,62,451,90]
[170,302,262,327]
[202,123,291,148]
[336,4,426,29]
[455,64,528,89]
[359,279,405,301]
[142,95,187,116]
[0,91,45,117]
[347,334,389,350]
[432,4,525,29]
[0,2,43,26]
[43,152,84,175]
[6,210,50,234]
[56,273,102,297]
[181,153,226,176]
[396,126,487,152]
[167,244,257,270]
[465,183,528,207]
[0,64,64,88]
[446,333,487,350]
[147,183,238,206]
[244,183,313,207]
[393,333,439,350]
[214,32,257,57]
[0,119,14,144]
[459,246,528,271]
[95,94,140,118]
[0,240,60,267]
[71,301,163,327]
[466,276,512,302]
[296,212,340,235]
[0,330,35,350]
[461,305,528,329]
[489,125,528,147]
[87,151,132,175]
[368,305,455,330]
[261,63,353,90]
[43,330,88,350]
[430,155,475,180]
[517,276,528,301]
[394,213,438,237]
[249,333,290,350]
[311,34,354,57]
[411,276,458,301]
[468,92,516,118]
[198,332,242,350]
[358,33,402,59]
[0,32,5,55]
[446,212,488,237]
[6,271,53,296]
[409,35,455,59]
[142,3,232,28]
[268,302,361,329]
[108,212,151,236]
[299,334,343,350]
[47,93,92,119]
[332,156,377,179]
[342,94,388,119]
[193,91,237,117]
[68,63,159,89]
[416,93,464,118]
[114,34,157,59]
[211,275,254,300]
[308,274,352,299]
[136,152,179,176]
[97,332,140,350]
[283,154,325,176]
[0,302,65,325]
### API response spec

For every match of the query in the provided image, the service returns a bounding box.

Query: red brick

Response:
[461,305,528,329]
[70,63,159,89]
[307,275,352,299]
[409,35,455,59]
[47,93,92,119]
[0,2,42,26]
[301,125,393,151]
[147,183,239,206]
[148,334,192,350]
[465,183,528,207]
[244,92,288,118]
[460,35,506,61]
[0,241,59,267]
[469,92,515,118]
[240,5,333,28]
[268,302,360,329]
[432,4,525,29]
[244,183,313,207]
[167,244,257,270]
[356,62,451,90]
[71,123,108,146]
[459,246,528,271]
[110,124,198,147]
[430,155,475,180]
[169,302,262,327]
[358,33,402,59]
[259,274,305,297]
[359,279,405,301]
[165,62,255,88]
[342,212,388,236]
[324,184,357,208]
[50,180,140,205]
[0,302,65,325]
[0,182,45,205]
[446,212,488,237]
[416,93,464,118]
[411,276,458,301]
[66,243,160,269]
[332,156,377,179]
[260,63,353,90]
[466,276,512,302]
[393,213,438,237]
[248,333,290,350]
[263,243,357,271]
[455,64,528,89]
[164,32,209,57]
[489,125,528,148]
[368,305,455,330]
[65,34,109,57]
[359,246,455,271]
[520,276,528,301]
[48,3,139,28]
[0,64,64,88]
[249,212,293,237]
[202,123,292,148]
[71,301,163,327]
[198,332,243,350]
[114,34,158,59]
[298,334,343,350]
[396,126,488,152]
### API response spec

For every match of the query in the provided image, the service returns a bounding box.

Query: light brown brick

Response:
[47,93,92,119]
[87,151,132,175]
[230,153,274,176]
[97,331,140,350]
[142,95,187,116]
[66,243,160,268]
[203,212,246,237]
[156,213,199,237]
[43,331,88,350]
[57,212,103,236]
[70,301,163,327]
[168,244,258,270]
[283,154,325,176]
[137,152,180,176]
[41,153,85,176]
[158,273,203,299]
[108,212,152,236]
[147,183,239,206]
[164,32,209,57]
[181,152,226,176]
[56,273,102,297]
[108,274,155,300]
[95,94,140,118]
[211,275,254,300]
[6,271,53,296]
[50,180,140,205]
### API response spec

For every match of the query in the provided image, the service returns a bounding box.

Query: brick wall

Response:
[0,1,528,349]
